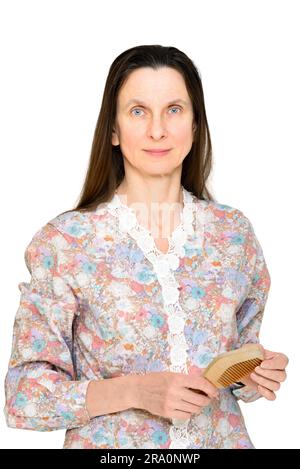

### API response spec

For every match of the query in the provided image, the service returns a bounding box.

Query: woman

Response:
[4,45,288,449]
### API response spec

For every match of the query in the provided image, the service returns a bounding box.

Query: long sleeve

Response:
[229,211,271,403]
[3,223,94,431]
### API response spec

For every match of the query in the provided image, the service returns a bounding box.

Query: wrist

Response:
[123,373,142,410]
[86,375,142,418]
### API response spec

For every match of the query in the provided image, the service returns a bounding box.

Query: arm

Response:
[85,374,140,418]
[4,223,95,431]
[229,211,271,403]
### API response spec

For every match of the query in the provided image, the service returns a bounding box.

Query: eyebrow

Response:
[125,98,188,108]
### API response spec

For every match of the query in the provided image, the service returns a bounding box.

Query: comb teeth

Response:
[218,358,262,387]
[202,344,264,389]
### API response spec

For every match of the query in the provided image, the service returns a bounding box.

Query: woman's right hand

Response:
[135,371,220,421]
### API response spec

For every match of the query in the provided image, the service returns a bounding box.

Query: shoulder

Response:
[27,202,115,254]
[46,209,94,239]
[47,198,116,237]
[24,209,95,254]
[204,200,269,265]
[197,199,262,260]
[199,199,253,232]
[24,194,121,261]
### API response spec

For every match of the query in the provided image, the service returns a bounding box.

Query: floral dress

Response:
[4,186,271,449]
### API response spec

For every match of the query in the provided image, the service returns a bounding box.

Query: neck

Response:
[115,181,184,236]
[116,181,183,205]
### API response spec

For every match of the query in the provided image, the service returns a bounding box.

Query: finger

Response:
[178,399,206,414]
[257,384,276,401]
[187,376,219,399]
[182,388,213,407]
[171,410,192,421]
[262,348,277,360]
[250,372,281,391]
[263,349,289,365]
[254,366,287,382]
[261,352,289,370]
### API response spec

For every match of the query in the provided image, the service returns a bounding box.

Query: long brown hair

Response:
[60,44,215,215]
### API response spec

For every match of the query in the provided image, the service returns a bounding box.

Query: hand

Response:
[240,347,289,400]
[135,370,219,421]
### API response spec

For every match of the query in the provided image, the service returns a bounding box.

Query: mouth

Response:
[144,149,171,157]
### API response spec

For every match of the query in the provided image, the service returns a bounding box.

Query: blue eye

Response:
[131,107,181,116]
[169,107,181,114]
[132,108,143,116]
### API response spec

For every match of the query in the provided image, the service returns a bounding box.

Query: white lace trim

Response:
[107,186,197,449]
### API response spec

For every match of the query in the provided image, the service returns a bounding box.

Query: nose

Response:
[147,116,168,140]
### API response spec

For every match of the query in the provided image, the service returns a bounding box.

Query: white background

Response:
[1,0,299,449]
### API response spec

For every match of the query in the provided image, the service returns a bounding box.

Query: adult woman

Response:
[4,45,288,449]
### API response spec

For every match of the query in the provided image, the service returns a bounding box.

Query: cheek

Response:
[171,119,193,138]
[173,125,193,151]
[120,123,144,148]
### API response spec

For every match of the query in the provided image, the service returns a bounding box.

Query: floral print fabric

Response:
[4,187,271,448]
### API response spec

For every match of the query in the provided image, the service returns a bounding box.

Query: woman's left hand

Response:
[240,348,289,400]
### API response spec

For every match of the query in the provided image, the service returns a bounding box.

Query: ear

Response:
[192,124,197,143]
[112,128,120,146]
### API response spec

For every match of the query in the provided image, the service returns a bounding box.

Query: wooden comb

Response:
[189,343,264,393]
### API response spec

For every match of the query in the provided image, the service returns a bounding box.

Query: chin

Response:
[141,166,175,176]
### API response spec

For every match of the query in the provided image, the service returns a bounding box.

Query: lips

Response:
[144,149,171,152]
[144,149,171,156]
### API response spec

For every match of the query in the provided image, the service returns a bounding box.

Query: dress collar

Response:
[107,185,196,264]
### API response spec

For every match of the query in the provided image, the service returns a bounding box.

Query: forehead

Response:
[118,67,191,105]
[125,97,189,107]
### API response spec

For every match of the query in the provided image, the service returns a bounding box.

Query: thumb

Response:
[188,365,204,376]
[262,348,278,360]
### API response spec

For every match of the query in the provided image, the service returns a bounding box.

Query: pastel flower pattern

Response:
[4,188,271,449]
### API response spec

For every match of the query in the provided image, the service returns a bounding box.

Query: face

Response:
[112,67,196,178]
